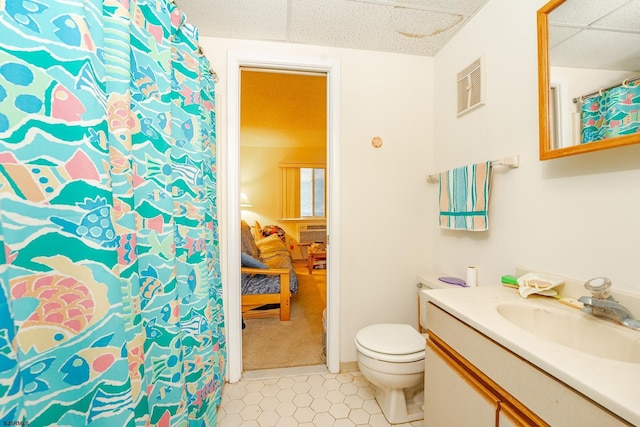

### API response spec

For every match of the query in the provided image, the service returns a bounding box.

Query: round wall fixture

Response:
[371,136,383,148]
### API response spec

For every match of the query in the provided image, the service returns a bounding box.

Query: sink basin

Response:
[496,302,640,364]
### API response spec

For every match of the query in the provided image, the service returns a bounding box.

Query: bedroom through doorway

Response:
[239,68,328,371]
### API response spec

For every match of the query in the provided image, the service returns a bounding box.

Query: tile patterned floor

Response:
[217,368,424,427]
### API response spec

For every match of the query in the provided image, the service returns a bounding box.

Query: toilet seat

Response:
[355,324,425,363]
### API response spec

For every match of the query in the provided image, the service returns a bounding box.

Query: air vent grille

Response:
[457,56,485,116]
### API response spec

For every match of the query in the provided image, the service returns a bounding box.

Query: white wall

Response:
[199,37,434,362]
[433,0,640,293]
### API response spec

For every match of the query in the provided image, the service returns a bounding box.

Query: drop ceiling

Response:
[176,0,490,57]
[176,0,640,71]
[548,0,640,71]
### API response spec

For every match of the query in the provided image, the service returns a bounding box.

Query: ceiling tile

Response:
[178,0,289,41]
[548,25,581,49]
[289,0,467,56]
[594,0,640,32]
[549,0,629,27]
[551,30,640,70]
[387,0,489,15]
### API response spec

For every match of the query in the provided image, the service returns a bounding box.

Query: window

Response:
[280,164,326,219]
[300,168,325,217]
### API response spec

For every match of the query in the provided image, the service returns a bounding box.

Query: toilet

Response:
[355,323,425,424]
[355,274,462,424]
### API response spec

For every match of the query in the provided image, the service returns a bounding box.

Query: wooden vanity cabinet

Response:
[426,331,544,426]
[426,340,501,426]
[424,302,632,427]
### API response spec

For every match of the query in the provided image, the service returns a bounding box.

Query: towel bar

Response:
[427,155,519,183]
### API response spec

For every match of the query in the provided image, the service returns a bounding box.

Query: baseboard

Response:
[340,361,359,373]
[242,364,328,380]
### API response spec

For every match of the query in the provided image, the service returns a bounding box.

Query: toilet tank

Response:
[418,273,455,291]
[417,273,465,331]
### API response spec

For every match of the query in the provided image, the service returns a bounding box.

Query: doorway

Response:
[224,51,341,382]
[239,68,327,371]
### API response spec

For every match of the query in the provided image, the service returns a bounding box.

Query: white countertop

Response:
[421,285,640,426]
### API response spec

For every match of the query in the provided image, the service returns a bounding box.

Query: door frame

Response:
[224,51,341,382]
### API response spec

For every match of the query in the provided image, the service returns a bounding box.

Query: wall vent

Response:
[297,223,327,244]
[457,55,485,116]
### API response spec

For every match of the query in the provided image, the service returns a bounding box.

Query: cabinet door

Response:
[425,343,499,427]
[498,411,519,427]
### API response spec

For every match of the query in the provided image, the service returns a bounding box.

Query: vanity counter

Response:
[420,286,640,426]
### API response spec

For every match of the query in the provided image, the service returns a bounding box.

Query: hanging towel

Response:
[439,161,492,231]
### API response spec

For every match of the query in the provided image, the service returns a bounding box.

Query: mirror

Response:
[538,0,640,160]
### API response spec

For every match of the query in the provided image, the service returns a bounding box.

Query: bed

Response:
[240,220,298,321]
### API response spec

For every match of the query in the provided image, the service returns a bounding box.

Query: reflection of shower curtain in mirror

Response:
[581,80,640,143]
[0,1,225,425]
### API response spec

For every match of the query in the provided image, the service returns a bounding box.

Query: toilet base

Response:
[374,382,424,424]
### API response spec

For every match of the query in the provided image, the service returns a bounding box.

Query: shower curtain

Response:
[581,80,640,143]
[0,1,225,425]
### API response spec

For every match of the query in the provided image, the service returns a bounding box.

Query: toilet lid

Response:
[355,324,425,362]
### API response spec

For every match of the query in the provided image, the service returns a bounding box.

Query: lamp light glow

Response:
[240,193,253,208]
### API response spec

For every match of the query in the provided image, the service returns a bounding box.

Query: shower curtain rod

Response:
[195,46,219,82]
[167,12,220,83]
[573,75,640,104]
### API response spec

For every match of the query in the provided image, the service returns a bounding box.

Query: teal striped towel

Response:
[438,161,492,231]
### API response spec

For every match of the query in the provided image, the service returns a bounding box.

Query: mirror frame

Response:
[537,0,640,160]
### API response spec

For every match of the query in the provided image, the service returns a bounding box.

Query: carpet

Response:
[242,263,327,371]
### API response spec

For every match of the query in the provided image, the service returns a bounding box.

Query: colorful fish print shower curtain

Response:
[581,80,640,143]
[0,0,225,425]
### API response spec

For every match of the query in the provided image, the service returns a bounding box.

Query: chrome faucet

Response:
[578,277,640,331]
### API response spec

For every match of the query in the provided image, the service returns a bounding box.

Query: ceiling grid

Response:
[177,0,489,56]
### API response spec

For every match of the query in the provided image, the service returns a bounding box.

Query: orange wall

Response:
[240,70,326,258]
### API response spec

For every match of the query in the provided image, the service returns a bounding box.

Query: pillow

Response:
[241,253,268,269]
[256,233,288,254]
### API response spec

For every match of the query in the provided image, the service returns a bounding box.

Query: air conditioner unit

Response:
[297,223,327,244]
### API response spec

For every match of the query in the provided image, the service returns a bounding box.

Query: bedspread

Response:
[241,222,298,295]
